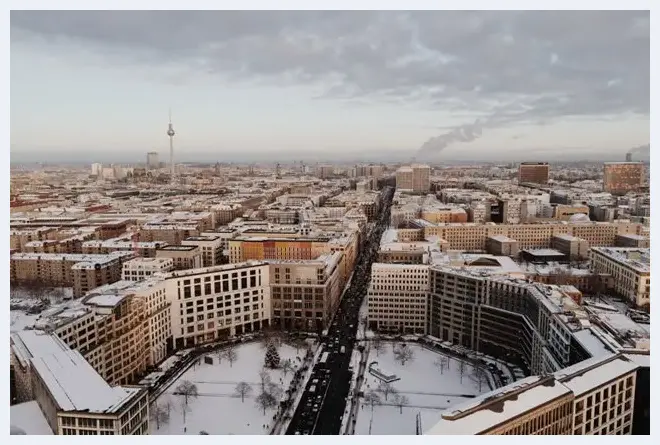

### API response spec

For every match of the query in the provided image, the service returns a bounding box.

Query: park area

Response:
[149,338,315,435]
[355,341,492,435]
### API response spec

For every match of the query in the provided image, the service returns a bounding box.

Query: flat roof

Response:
[10,401,53,435]
[12,331,143,413]
[557,355,639,396]
[427,376,571,435]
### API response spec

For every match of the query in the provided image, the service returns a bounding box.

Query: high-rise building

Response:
[146,152,159,169]
[603,162,644,195]
[316,164,334,179]
[91,163,103,176]
[519,162,550,184]
[396,164,430,193]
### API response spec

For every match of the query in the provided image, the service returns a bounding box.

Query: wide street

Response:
[286,185,394,435]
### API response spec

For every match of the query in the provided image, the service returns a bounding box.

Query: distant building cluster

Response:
[9,157,650,435]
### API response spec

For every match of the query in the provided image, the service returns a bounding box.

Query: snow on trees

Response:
[175,380,199,405]
[393,393,410,414]
[458,360,468,383]
[150,401,171,430]
[363,391,382,411]
[255,391,278,415]
[234,381,253,403]
[258,370,271,393]
[372,336,385,356]
[393,343,415,365]
[280,358,294,377]
[219,344,239,368]
[434,355,450,374]
[470,366,489,392]
[264,343,281,369]
[377,380,398,401]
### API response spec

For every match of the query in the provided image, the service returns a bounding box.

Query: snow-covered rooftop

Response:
[556,355,639,397]
[573,329,614,359]
[427,376,571,435]
[10,401,53,435]
[427,354,639,435]
[12,331,143,413]
[590,247,650,273]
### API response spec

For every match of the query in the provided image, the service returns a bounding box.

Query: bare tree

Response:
[434,356,450,374]
[179,397,191,424]
[258,370,272,393]
[280,358,294,377]
[267,382,283,401]
[234,382,253,403]
[372,336,385,356]
[219,345,238,368]
[255,391,278,414]
[175,380,199,405]
[458,360,467,383]
[377,380,398,401]
[150,402,170,430]
[393,393,410,414]
[393,344,415,365]
[470,366,489,392]
[363,391,382,412]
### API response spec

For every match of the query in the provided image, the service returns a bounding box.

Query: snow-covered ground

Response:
[10,287,74,333]
[354,342,491,435]
[10,311,41,332]
[150,340,313,435]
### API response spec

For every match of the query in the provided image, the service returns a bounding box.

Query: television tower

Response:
[167,109,176,183]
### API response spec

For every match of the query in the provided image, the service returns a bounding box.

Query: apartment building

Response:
[122,257,174,281]
[155,245,202,271]
[10,330,149,435]
[396,164,430,193]
[551,234,589,260]
[367,264,429,334]
[589,247,650,307]
[269,252,342,331]
[24,232,97,254]
[182,235,224,267]
[162,261,271,349]
[427,354,639,435]
[140,225,200,245]
[519,162,550,185]
[615,234,650,248]
[11,227,59,251]
[210,204,243,225]
[421,207,468,223]
[228,236,330,264]
[603,162,644,195]
[486,235,519,257]
[316,164,335,179]
[29,280,171,385]
[422,221,641,251]
[82,239,166,258]
[10,252,133,298]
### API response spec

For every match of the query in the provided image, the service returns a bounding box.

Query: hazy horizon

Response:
[11,10,650,161]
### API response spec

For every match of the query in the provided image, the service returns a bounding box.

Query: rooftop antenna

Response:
[167,108,176,184]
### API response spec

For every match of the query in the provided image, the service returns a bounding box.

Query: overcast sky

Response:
[10,10,650,162]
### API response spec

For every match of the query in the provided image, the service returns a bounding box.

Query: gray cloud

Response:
[11,10,649,143]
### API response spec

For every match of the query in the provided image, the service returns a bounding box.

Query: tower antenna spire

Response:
[167,108,176,184]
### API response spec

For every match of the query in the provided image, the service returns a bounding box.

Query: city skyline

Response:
[10,10,650,161]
